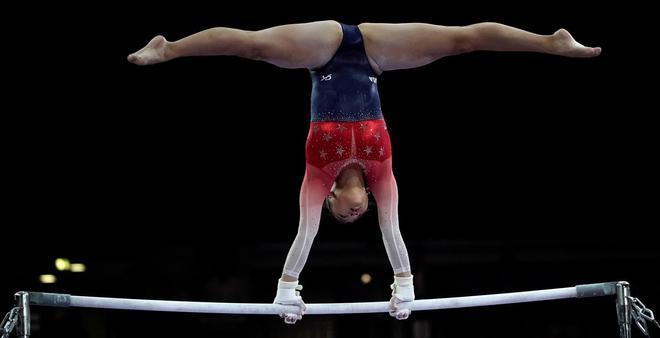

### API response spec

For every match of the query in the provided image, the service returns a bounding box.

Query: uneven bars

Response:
[24,282,616,315]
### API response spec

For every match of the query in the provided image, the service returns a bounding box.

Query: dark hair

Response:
[323,191,377,224]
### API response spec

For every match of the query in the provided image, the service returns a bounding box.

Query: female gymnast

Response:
[128,20,600,324]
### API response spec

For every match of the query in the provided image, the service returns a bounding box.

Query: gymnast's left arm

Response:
[369,161,415,320]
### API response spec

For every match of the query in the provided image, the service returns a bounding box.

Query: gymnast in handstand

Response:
[128,20,600,323]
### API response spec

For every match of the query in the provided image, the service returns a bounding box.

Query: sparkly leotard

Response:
[282,23,411,278]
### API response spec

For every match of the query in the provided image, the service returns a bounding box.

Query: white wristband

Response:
[391,275,415,302]
[274,278,303,304]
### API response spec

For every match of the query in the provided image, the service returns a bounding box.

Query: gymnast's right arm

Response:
[273,166,332,324]
[127,20,342,69]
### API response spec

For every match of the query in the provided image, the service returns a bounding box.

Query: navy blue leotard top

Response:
[310,23,383,122]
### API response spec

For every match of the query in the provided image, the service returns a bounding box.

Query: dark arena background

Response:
[3,1,657,338]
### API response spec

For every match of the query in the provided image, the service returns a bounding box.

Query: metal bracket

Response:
[617,282,632,338]
[617,281,659,338]
[15,292,30,338]
[1,292,30,338]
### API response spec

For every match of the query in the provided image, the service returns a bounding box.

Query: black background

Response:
[3,1,657,338]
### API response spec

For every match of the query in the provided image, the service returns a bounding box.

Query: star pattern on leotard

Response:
[307,121,390,168]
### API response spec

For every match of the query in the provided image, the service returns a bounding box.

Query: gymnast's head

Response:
[322,163,372,223]
[325,184,370,224]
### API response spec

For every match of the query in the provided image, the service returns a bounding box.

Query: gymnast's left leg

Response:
[359,22,601,72]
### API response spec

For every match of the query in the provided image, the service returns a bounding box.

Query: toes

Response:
[579,47,601,58]
[127,53,145,65]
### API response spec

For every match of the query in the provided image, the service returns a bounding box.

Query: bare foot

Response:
[550,29,601,58]
[127,35,170,65]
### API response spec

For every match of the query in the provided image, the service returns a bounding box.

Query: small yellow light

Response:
[39,274,57,284]
[55,258,70,271]
[70,263,86,273]
[361,273,372,284]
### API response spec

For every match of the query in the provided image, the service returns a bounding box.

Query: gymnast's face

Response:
[328,186,369,223]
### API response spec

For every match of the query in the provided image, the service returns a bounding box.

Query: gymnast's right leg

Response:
[127,20,342,69]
